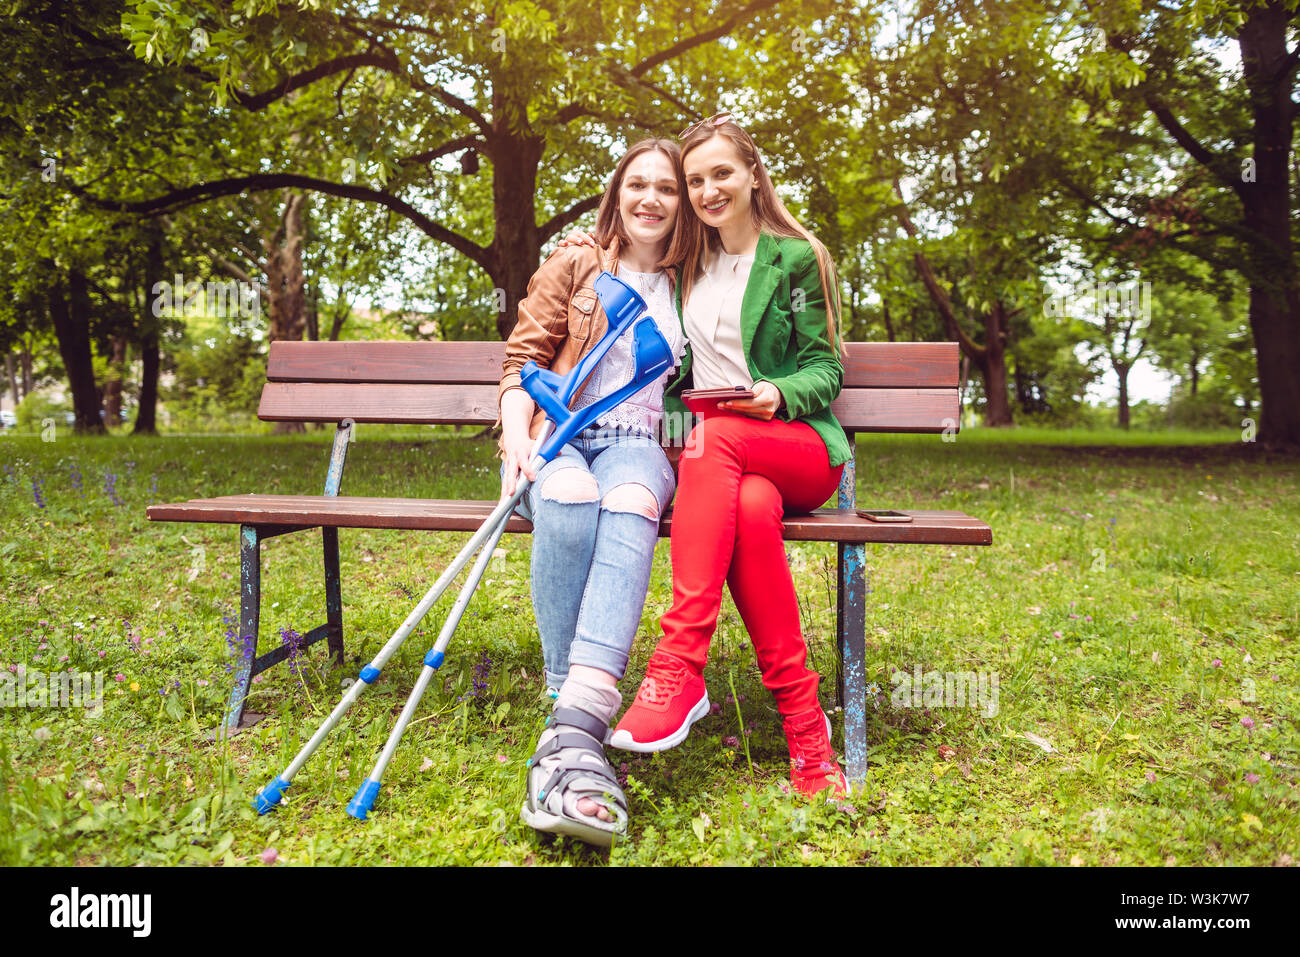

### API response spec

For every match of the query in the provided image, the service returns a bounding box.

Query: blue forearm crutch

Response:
[253,273,673,815]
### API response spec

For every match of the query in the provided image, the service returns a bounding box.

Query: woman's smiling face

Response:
[683,135,756,233]
[617,150,680,249]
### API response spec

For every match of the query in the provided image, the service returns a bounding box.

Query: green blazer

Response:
[663,232,852,468]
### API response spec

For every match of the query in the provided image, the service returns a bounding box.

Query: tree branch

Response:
[555,0,783,123]
[406,76,490,131]
[399,135,486,167]
[1143,94,1247,200]
[538,194,603,242]
[66,174,491,271]
[891,178,984,360]
[630,0,783,77]
[230,51,402,111]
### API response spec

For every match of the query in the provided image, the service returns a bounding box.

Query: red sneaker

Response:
[784,708,848,799]
[609,651,709,753]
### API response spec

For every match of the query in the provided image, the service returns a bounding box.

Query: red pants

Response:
[658,414,844,715]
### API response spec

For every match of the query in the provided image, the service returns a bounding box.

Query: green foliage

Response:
[14,392,70,432]
[0,428,1296,865]
[162,330,267,425]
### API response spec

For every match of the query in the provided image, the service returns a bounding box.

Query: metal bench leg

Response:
[837,541,869,787]
[323,526,345,664]
[222,524,263,737]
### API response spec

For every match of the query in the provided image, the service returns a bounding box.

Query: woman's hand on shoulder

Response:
[557,229,598,249]
[720,380,783,420]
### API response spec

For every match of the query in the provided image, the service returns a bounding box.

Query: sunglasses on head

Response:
[679,111,733,139]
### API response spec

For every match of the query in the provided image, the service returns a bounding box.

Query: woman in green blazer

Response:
[608,115,851,798]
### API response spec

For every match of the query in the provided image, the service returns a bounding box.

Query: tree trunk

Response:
[329,305,348,341]
[485,120,544,340]
[47,265,106,434]
[265,191,308,433]
[102,333,128,424]
[976,302,1014,427]
[882,303,895,342]
[265,191,308,343]
[1116,360,1131,429]
[20,345,32,396]
[4,353,18,408]
[1239,1,1300,448]
[1189,344,1200,397]
[133,223,162,435]
[305,285,319,341]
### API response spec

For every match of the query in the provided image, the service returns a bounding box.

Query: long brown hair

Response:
[591,138,686,273]
[666,119,843,351]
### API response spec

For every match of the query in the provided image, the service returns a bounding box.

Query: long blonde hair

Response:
[666,119,843,351]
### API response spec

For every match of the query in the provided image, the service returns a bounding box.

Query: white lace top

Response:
[571,266,686,436]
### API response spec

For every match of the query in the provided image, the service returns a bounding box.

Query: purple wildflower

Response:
[69,464,83,496]
[1244,772,1259,785]
[280,627,305,680]
[723,735,740,748]
[31,477,46,509]
[102,470,124,506]
[1240,716,1255,730]
[458,650,492,702]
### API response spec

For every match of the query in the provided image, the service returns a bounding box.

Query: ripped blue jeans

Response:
[511,427,676,690]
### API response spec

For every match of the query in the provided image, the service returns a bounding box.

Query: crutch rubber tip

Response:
[253,776,291,814]
[359,665,381,684]
[346,780,382,820]
[424,650,445,669]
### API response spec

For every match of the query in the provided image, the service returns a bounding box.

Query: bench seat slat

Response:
[266,340,960,389]
[257,382,959,432]
[147,495,992,545]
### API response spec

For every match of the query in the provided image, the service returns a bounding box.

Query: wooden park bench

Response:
[147,340,991,781]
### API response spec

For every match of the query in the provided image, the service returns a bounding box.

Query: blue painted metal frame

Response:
[835,431,870,786]
[221,419,354,735]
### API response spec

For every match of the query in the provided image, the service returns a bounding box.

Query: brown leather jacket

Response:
[498,237,675,446]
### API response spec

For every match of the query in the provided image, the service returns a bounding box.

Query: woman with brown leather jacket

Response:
[498,139,686,846]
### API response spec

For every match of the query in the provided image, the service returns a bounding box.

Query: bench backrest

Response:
[259,341,960,434]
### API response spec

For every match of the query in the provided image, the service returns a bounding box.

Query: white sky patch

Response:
[1087,357,1177,405]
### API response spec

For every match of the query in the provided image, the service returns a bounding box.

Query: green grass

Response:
[0,424,1296,866]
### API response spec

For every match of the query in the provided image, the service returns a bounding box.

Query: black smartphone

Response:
[856,509,913,523]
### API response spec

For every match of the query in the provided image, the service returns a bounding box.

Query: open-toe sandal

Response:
[520,703,627,848]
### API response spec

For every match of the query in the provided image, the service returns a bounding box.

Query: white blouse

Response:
[682,249,755,390]
[571,266,686,436]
